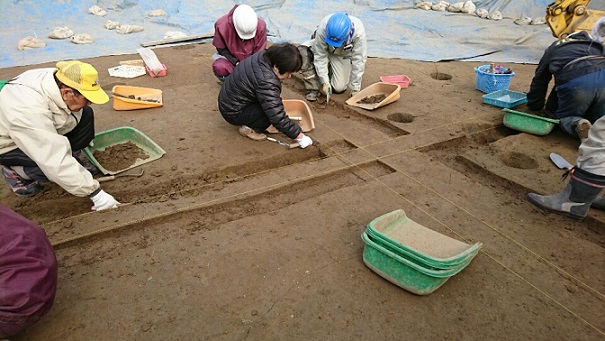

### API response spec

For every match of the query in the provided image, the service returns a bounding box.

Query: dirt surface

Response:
[357,94,386,104]
[1,43,604,340]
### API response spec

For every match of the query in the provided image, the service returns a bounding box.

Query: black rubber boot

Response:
[527,167,605,220]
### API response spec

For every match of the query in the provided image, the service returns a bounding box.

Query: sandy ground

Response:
[1,43,604,340]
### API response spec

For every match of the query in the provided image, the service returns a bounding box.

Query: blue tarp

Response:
[1,0,604,69]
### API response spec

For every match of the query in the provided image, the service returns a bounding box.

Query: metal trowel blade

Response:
[549,153,573,169]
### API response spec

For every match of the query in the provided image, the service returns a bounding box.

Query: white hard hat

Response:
[233,4,258,40]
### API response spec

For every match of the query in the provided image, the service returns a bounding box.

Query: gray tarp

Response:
[1,0,604,69]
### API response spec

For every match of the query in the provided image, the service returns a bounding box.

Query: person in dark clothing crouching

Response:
[526,17,605,142]
[217,43,313,148]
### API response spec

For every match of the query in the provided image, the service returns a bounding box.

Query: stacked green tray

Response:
[361,209,482,295]
[361,232,470,295]
[366,209,481,270]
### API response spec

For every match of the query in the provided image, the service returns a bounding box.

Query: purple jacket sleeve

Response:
[0,204,57,338]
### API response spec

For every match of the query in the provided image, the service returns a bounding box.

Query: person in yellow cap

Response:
[0,60,121,211]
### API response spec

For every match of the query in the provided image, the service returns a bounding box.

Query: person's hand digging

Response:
[296,134,313,148]
[321,82,332,96]
[90,189,120,211]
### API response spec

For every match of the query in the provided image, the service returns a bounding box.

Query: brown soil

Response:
[1,43,603,340]
[357,94,386,104]
[92,141,150,172]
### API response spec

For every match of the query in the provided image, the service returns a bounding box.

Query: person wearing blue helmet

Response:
[298,12,367,102]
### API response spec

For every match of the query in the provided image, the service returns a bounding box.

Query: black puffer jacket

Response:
[218,51,301,139]
[527,31,605,110]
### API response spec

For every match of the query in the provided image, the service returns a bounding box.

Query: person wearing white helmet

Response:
[298,12,367,102]
[212,4,267,82]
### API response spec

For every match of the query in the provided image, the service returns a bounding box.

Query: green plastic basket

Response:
[83,126,165,175]
[366,209,482,269]
[361,232,471,295]
[502,109,559,136]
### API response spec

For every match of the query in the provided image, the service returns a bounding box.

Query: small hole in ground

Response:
[388,113,415,123]
[501,151,538,169]
[431,72,452,81]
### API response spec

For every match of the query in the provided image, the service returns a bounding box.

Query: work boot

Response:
[575,119,591,142]
[238,126,267,141]
[528,167,605,220]
[306,90,319,102]
[1,166,43,197]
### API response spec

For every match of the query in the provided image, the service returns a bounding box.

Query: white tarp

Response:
[1,0,604,69]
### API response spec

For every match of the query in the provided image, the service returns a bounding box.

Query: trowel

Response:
[97,168,144,182]
[549,153,573,170]
[266,137,299,149]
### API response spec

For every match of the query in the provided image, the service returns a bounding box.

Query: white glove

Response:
[296,134,313,149]
[321,82,332,96]
[90,189,120,211]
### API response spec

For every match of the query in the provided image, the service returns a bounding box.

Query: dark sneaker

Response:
[306,90,319,102]
[73,150,100,175]
[238,126,267,141]
[2,166,42,197]
[576,119,591,142]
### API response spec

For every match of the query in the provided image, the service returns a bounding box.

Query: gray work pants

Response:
[577,115,605,176]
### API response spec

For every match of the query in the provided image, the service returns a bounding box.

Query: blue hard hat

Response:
[325,12,352,47]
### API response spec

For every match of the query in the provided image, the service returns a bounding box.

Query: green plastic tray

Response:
[361,232,471,295]
[502,109,559,136]
[366,209,482,269]
[83,126,165,175]
[365,227,480,270]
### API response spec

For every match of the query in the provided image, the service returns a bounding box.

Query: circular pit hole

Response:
[388,113,415,123]
[501,151,538,169]
[431,72,452,81]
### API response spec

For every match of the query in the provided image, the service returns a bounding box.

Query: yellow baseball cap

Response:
[55,60,109,104]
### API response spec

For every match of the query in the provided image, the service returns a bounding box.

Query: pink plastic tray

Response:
[145,64,167,78]
[379,75,410,88]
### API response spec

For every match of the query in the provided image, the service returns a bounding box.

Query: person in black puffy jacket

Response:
[218,43,314,148]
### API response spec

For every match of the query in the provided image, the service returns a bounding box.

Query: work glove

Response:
[349,90,359,98]
[90,189,120,211]
[321,82,332,96]
[296,134,313,149]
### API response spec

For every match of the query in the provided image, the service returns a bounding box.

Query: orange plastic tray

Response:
[267,99,315,133]
[112,85,163,111]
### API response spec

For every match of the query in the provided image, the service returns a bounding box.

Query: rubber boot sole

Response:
[527,194,585,220]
